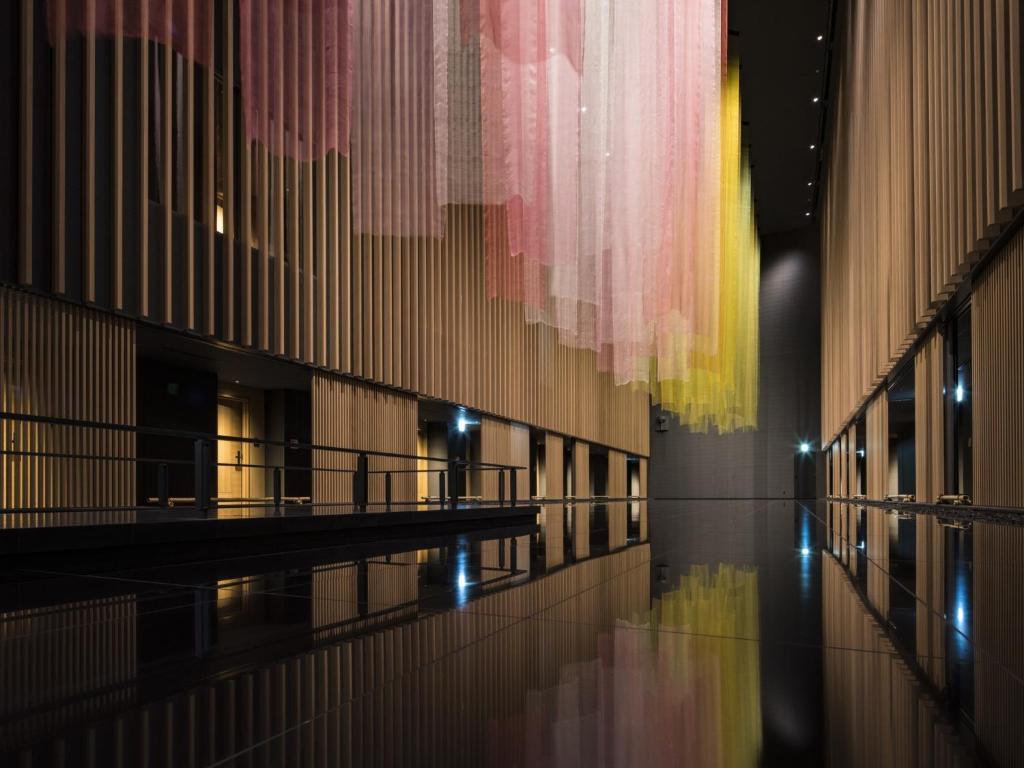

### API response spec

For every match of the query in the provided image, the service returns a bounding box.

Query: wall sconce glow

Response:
[955,385,964,403]
[799,442,811,454]
[457,416,467,433]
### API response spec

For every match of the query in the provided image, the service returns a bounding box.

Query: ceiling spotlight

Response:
[812,96,820,103]
[805,211,811,217]
[810,144,816,150]
[807,181,813,187]
[817,34,824,41]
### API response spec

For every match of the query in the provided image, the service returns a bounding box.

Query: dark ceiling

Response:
[729,0,834,236]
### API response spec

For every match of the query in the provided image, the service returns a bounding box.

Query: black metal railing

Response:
[0,410,527,518]
[826,495,1024,527]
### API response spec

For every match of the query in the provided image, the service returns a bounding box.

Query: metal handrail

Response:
[0,410,528,516]
[0,410,524,469]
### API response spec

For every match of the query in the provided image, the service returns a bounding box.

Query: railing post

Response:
[498,469,505,508]
[158,463,169,508]
[509,468,517,507]
[354,452,368,512]
[448,460,459,512]
[194,438,209,513]
[385,471,392,511]
[438,470,446,510]
[273,467,282,511]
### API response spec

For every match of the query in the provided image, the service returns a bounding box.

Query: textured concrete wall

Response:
[649,225,823,499]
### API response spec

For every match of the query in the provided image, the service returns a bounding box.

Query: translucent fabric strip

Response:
[238,0,352,161]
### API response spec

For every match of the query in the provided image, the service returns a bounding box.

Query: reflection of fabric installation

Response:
[486,563,762,765]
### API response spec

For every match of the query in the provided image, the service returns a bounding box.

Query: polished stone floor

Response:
[0,500,1019,766]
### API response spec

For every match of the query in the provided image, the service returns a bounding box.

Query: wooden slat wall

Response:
[310,372,418,509]
[544,434,564,500]
[0,288,135,519]
[970,227,1024,767]
[478,417,530,501]
[822,555,969,768]
[913,330,945,688]
[573,441,590,500]
[12,544,650,766]
[822,0,1024,446]
[865,393,889,614]
[10,1,649,460]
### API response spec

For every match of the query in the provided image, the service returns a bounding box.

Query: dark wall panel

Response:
[650,225,822,499]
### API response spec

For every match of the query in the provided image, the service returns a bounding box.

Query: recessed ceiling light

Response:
[817,34,824,41]
[812,96,820,103]
[805,212,811,217]
[810,144,816,150]
[807,181,812,186]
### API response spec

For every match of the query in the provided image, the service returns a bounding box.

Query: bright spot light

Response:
[812,96,820,103]
[458,571,467,589]
[801,547,811,556]
[817,34,824,41]
[799,442,811,454]
[955,385,964,403]
[858,541,865,549]
[956,605,965,625]
[457,416,467,433]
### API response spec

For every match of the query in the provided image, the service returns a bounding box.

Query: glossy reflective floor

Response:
[1,500,1021,766]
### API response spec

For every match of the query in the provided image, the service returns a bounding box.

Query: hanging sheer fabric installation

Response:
[46,0,757,432]
[450,0,759,431]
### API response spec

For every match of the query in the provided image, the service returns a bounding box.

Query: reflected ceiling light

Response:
[800,547,811,556]
[457,416,467,433]
[955,385,965,403]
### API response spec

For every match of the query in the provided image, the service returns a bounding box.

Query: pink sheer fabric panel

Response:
[349,0,441,235]
[476,0,582,309]
[238,0,351,160]
[47,0,213,66]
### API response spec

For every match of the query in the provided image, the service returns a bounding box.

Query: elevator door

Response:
[217,397,246,499]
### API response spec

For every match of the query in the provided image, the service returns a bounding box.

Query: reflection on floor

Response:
[0,501,1021,766]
